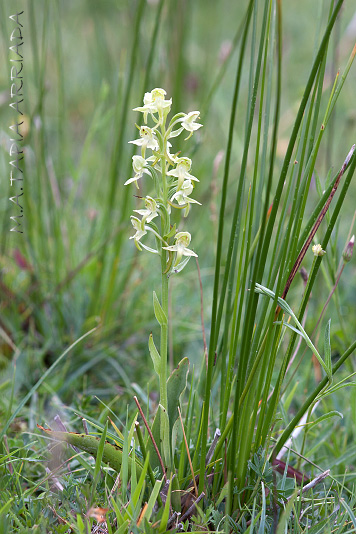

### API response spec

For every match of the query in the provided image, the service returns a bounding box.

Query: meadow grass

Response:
[1,0,356,532]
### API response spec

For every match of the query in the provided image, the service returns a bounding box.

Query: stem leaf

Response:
[153,290,168,326]
[148,333,161,375]
[167,357,190,434]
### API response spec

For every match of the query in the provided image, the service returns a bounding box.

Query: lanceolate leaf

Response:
[306,410,343,431]
[145,358,190,474]
[167,357,190,434]
[37,425,143,477]
[153,291,167,326]
[148,333,161,375]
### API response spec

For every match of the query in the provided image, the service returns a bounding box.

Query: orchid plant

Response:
[125,88,202,468]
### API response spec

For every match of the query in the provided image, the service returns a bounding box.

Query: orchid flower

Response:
[167,157,199,189]
[163,231,197,266]
[124,155,154,188]
[133,196,159,223]
[129,216,147,250]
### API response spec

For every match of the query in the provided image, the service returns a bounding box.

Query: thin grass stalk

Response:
[255,0,276,223]
[220,187,251,430]
[215,0,343,511]
[252,47,328,448]
[227,0,271,513]
[283,69,339,293]
[54,0,66,184]
[216,0,266,367]
[198,0,255,495]
[237,0,282,398]
[271,152,356,458]
[27,3,43,268]
[242,21,336,390]
[106,0,146,217]
[222,0,275,460]
[296,150,355,346]
[230,4,345,474]
[255,0,344,291]
[51,1,68,284]
[89,0,146,316]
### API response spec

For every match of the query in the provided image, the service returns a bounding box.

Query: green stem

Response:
[160,124,169,411]
[160,266,169,410]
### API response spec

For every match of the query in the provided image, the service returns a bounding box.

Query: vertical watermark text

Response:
[9,11,24,234]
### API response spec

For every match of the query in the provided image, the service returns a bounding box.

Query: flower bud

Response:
[342,235,355,263]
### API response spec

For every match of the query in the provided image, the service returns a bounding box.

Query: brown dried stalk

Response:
[133,396,167,482]
[275,144,355,319]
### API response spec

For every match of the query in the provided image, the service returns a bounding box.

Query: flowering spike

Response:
[126,88,202,271]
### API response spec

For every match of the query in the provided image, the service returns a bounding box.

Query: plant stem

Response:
[160,128,169,411]
[160,265,169,410]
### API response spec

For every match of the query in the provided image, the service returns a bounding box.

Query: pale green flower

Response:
[312,244,326,257]
[163,231,197,266]
[167,157,199,189]
[133,91,155,123]
[180,111,202,136]
[129,216,147,250]
[168,111,202,140]
[124,155,153,188]
[129,126,159,152]
[134,196,159,223]
[133,88,172,124]
[171,179,201,216]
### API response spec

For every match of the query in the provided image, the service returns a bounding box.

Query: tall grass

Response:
[198,0,356,520]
